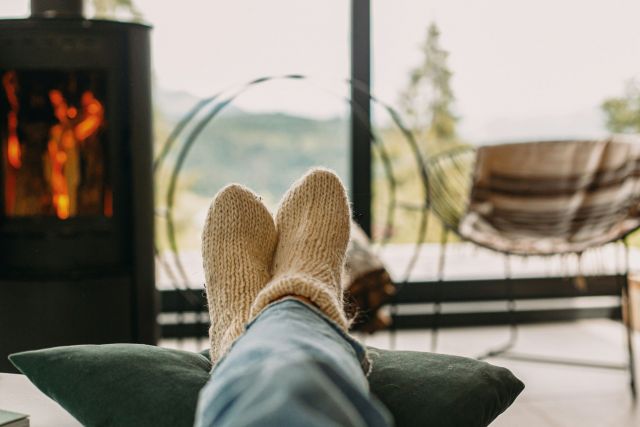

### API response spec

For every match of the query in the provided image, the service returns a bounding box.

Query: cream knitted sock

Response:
[202,184,277,364]
[249,168,351,329]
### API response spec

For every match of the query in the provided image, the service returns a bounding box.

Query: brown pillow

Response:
[344,222,397,333]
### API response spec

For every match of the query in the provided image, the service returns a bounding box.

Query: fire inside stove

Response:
[1,69,111,219]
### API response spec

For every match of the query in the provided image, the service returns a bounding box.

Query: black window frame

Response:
[349,0,621,328]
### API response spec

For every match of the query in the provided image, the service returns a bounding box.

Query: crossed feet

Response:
[201,169,351,364]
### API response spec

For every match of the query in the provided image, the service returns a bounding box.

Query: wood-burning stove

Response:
[0,0,156,372]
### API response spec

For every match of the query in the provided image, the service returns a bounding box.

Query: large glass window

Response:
[371,0,640,281]
[136,0,351,287]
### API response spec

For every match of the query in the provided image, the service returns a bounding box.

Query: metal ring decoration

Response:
[154,75,431,309]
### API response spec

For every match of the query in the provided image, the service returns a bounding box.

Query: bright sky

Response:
[3,0,640,141]
[375,0,640,140]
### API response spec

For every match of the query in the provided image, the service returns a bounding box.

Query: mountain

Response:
[153,87,201,122]
[153,87,611,205]
[153,88,350,207]
[153,87,244,123]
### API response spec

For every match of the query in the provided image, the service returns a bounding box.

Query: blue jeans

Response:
[194,299,393,427]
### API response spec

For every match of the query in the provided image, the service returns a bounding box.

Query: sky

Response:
[374,0,640,141]
[3,0,640,142]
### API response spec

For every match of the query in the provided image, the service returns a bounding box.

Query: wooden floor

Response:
[162,319,640,426]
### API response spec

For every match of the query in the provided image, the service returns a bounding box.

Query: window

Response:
[371,0,640,281]
[138,0,351,287]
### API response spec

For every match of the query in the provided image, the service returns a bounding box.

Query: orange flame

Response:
[2,71,21,216]
[2,71,21,169]
[75,91,104,141]
[47,89,104,219]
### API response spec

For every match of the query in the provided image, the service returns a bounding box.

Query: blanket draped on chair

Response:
[459,135,640,255]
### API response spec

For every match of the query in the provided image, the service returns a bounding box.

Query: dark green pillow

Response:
[10,344,523,427]
[10,345,210,427]
[367,348,523,427]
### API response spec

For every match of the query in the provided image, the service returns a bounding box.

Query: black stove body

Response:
[0,0,156,372]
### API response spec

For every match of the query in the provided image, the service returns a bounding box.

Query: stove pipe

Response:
[31,0,84,18]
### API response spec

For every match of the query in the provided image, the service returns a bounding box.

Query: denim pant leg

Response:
[194,299,393,427]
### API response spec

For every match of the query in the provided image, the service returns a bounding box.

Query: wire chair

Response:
[426,137,640,397]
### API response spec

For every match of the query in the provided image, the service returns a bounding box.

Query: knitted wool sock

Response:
[202,184,277,364]
[249,168,351,329]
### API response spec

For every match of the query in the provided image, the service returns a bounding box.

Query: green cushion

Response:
[367,348,523,427]
[10,345,210,427]
[10,344,523,427]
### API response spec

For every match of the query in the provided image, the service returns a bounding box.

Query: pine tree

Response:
[399,22,458,153]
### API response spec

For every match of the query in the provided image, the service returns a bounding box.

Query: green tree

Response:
[399,22,458,154]
[602,78,640,133]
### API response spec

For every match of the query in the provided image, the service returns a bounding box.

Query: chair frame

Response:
[427,144,638,398]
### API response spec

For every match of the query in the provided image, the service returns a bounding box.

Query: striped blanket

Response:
[458,135,640,255]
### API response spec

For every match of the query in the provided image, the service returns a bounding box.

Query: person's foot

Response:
[249,168,351,329]
[202,184,277,363]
